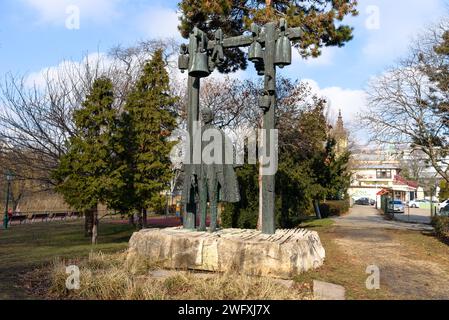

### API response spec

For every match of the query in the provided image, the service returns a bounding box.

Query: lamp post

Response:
[3,171,13,229]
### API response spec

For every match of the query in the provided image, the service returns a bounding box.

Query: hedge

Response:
[319,200,350,218]
[432,216,449,244]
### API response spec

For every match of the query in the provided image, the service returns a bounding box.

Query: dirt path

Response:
[330,206,449,299]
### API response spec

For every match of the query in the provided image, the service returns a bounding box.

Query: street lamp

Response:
[3,171,13,229]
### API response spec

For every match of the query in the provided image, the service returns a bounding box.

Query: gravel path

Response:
[330,206,449,299]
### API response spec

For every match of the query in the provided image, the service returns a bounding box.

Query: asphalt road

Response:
[393,207,432,224]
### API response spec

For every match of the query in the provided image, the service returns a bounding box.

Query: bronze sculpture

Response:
[180,19,300,234]
[182,108,240,232]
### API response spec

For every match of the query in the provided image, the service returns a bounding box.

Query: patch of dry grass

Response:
[48,251,313,300]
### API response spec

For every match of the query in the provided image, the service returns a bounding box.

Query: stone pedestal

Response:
[127,227,325,279]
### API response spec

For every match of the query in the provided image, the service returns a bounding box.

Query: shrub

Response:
[431,216,449,244]
[319,200,350,218]
[149,194,166,215]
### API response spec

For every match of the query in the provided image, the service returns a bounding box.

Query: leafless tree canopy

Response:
[198,76,325,136]
[0,40,180,189]
[361,21,449,182]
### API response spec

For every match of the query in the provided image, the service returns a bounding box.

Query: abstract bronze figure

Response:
[197,108,240,232]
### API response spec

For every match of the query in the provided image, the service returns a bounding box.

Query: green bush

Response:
[319,200,350,218]
[149,194,167,215]
[221,204,258,229]
[432,216,449,244]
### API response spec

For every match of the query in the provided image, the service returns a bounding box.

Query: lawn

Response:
[4,216,443,300]
[0,219,136,299]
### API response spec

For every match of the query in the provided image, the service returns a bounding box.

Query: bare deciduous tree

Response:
[0,40,180,190]
[360,23,449,182]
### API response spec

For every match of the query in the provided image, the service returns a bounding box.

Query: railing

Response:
[6,209,181,225]
[6,210,123,224]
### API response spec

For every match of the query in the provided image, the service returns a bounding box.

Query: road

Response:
[393,207,433,224]
[329,205,449,299]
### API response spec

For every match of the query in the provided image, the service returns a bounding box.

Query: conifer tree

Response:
[120,49,178,228]
[178,0,358,72]
[54,77,117,243]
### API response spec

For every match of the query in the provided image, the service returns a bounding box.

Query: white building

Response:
[348,162,420,206]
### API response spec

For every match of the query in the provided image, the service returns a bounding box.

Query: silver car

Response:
[389,200,405,213]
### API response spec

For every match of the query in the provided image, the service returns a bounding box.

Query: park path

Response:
[330,205,449,299]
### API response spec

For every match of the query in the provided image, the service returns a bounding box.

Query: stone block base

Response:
[127,227,325,279]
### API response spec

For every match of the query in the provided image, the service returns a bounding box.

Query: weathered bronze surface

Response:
[197,108,240,232]
[179,19,295,234]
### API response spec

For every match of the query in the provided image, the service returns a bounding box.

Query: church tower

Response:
[332,110,348,156]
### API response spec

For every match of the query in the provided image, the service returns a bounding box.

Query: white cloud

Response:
[359,0,447,60]
[25,52,112,89]
[137,7,181,39]
[22,0,123,25]
[302,79,367,123]
[293,47,337,67]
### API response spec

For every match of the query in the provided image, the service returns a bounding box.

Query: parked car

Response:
[439,204,449,216]
[355,197,370,205]
[438,199,449,210]
[408,199,426,208]
[388,200,405,213]
[369,199,376,206]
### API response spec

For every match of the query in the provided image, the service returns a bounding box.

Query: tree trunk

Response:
[84,209,94,237]
[142,208,148,228]
[266,0,273,17]
[92,208,98,245]
[128,214,135,226]
[84,206,99,242]
[137,210,143,230]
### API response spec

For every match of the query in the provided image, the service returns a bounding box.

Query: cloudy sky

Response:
[0,0,447,139]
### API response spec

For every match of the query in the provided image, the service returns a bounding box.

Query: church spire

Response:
[336,109,344,132]
[333,109,348,156]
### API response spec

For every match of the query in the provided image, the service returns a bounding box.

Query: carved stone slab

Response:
[127,227,325,279]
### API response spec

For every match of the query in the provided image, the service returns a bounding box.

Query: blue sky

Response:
[0,0,448,129]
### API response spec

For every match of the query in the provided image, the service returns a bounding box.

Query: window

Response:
[376,169,392,179]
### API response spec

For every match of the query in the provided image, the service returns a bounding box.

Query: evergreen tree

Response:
[313,138,351,201]
[440,180,449,201]
[423,30,449,128]
[222,99,351,229]
[178,0,358,72]
[53,77,117,243]
[120,49,178,228]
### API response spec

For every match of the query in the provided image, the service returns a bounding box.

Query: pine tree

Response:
[424,30,449,128]
[178,0,358,72]
[53,77,117,243]
[121,49,178,228]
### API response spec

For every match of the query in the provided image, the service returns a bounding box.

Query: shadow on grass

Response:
[299,218,335,229]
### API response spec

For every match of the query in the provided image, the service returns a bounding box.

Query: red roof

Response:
[376,189,390,196]
[394,175,419,189]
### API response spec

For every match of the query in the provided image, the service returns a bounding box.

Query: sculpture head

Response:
[201,107,214,124]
